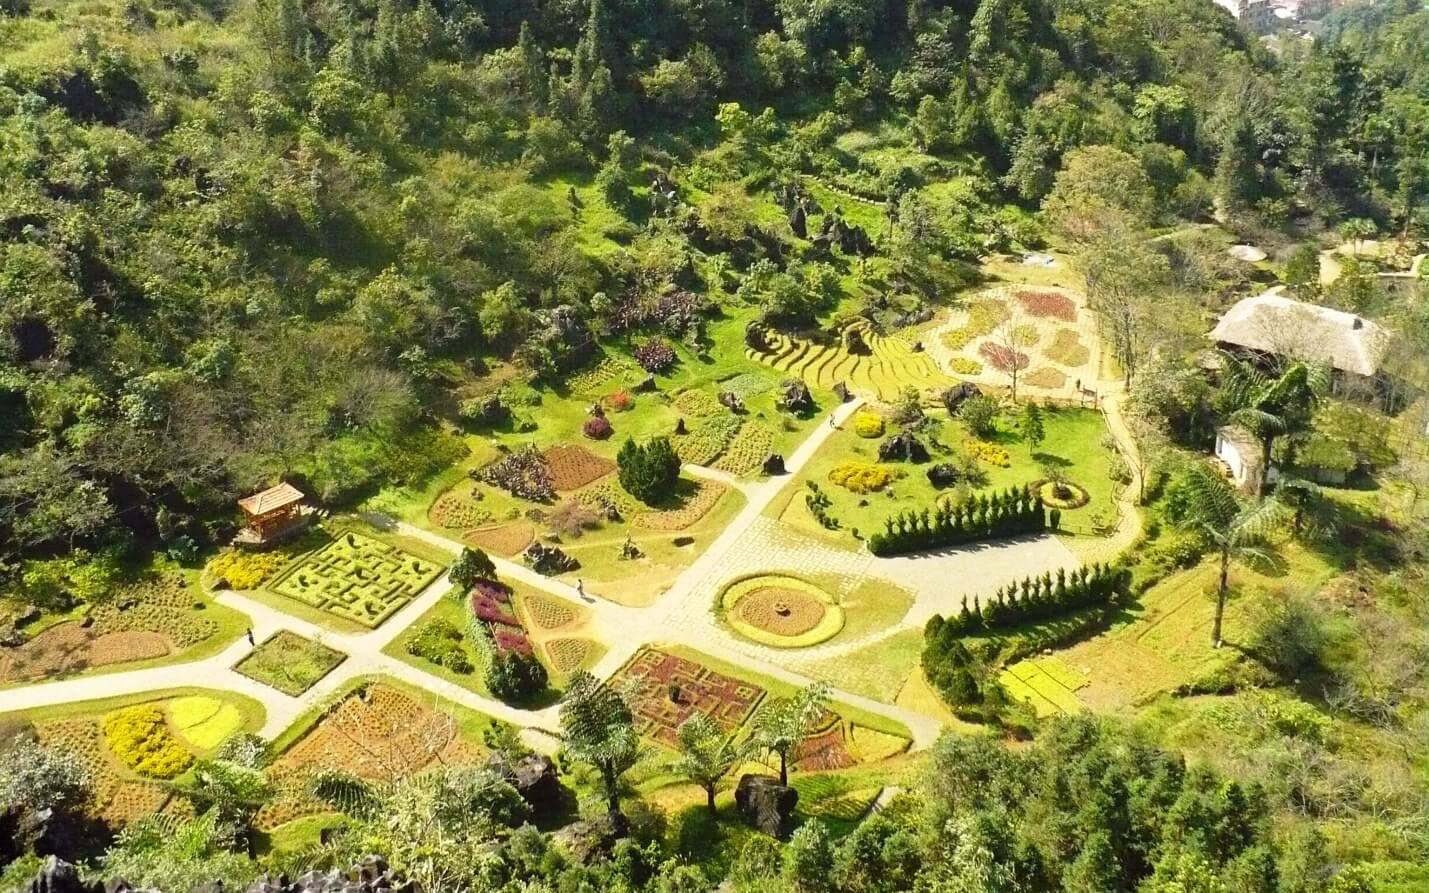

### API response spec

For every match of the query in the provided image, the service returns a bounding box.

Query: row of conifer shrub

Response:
[925,562,1132,645]
[867,486,1044,555]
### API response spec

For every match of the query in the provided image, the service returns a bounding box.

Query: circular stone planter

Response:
[1029,479,1091,510]
[720,574,845,648]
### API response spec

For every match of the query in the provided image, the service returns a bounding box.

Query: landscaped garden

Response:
[234,632,347,697]
[0,572,248,686]
[12,689,265,828]
[773,401,1122,546]
[267,531,443,628]
[611,648,912,774]
[255,680,498,833]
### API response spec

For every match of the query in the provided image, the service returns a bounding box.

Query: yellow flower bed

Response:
[853,412,885,438]
[829,462,900,494]
[964,439,1011,467]
[168,696,245,752]
[948,357,983,375]
[103,704,194,779]
[205,549,289,591]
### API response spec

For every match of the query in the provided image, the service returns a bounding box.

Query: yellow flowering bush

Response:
[829,462,900,493]
[853,412,885,438]
[205,549,288,591]
[963,439,1011,467]
[948,357,983,375]
[103,704,194,779]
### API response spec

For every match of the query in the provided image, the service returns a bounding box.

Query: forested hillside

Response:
[1,0,1427,889]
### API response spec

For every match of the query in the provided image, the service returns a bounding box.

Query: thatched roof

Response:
[238,482,305,517]
[1209,287,1389,377]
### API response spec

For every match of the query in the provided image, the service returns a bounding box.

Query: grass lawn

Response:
[234,631,346,697]
[804,627,923,703]
[1047,539,1340,713]
[770,403,1119,546]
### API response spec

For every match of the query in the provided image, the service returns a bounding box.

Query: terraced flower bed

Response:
[102,704,195,779]
[256,683,483,831]
[721,575,845,648]
[235,631,347,696]
[613,648,767,746]
[999,656,1088,717]
[634,480,728,531]
[791,715,856,771]
[747,321,953,403]
[672,388,725,418]
[1024,367,1068,389]
[270,532,442,627]
[543,444,616,491]
[0,574,221,683]
[569,356,640,396]
[37,718,179,826]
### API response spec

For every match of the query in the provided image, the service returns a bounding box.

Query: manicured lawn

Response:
[234,631,347,697]
[805,627,924,703]
[771,403,1120,546]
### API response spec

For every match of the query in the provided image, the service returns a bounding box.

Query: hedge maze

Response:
[272,532,443,627]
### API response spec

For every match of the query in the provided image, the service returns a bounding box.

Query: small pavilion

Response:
[236,482,309,546]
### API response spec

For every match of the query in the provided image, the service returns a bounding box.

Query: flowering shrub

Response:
[583,416,613,440]
[963,439,1011,467]
[607,389,633,412]
[853,412,885,438]
[829,462,899,494]
[948,357,983,375]
[492,627,534,658]
[633,339,678,374]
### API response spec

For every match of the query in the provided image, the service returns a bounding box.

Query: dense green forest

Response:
[1,0,1427,889]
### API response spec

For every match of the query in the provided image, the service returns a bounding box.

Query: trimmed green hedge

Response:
[867,486,1044,556]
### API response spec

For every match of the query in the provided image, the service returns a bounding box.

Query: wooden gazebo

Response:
[236,482,309,546]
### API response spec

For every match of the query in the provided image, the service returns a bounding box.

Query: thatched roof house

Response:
[1209,287,1389,378]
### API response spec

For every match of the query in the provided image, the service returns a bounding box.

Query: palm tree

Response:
[672,713,741,814]
[559,670,644,834]
[1220,356,1327,497]
[749,681,830,786]
[1176,465,1287,647]
[1275,475,1337,540]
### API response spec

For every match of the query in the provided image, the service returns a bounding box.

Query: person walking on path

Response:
[245,628,255,647]
[577,579,593,604]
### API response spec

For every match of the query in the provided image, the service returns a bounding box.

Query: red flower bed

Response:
[978,341,1030,372]
[1015,289,1076,321]
[473,580,511,604]
[492,627,534,657]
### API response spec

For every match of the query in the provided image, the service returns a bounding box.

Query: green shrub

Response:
[406,619,474,674]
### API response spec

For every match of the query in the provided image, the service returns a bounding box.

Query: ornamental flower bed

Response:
[469,580,533,658]
[1015,289,1077,322]
[614,648,768,747]
[476,446,556,502]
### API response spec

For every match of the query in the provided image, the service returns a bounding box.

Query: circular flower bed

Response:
[1029,479,1091,509]
[720,575,844,648]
